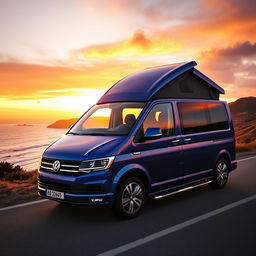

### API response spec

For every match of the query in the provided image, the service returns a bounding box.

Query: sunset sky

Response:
[0,0,255,123]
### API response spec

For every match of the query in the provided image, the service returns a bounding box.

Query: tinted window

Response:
[143,103,175,137]
[178,102,229,135]
[178,102,210,134]
[208,103,229,130]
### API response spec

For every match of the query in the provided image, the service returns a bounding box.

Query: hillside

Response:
[47,118,78,129]
[229,97,256,114]
[229,97,256,145]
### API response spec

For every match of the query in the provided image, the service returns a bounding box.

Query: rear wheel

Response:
[114,177,146,219]
[211,158,229,189]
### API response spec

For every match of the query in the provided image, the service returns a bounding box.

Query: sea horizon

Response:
[0,123,66,171]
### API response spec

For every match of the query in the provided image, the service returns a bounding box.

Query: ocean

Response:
[0,124,66,171]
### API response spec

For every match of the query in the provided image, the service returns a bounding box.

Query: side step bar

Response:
[154,181,212,200]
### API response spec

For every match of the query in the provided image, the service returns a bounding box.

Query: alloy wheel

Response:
[216,161,229,186]
[121,182,143,214]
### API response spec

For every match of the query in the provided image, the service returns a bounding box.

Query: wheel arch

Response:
[112,164,151,196]
[215,150,232,170]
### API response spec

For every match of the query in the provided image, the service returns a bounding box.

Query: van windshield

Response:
[68,102,146,136]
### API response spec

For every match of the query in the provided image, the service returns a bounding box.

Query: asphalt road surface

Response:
[1,155,256,256]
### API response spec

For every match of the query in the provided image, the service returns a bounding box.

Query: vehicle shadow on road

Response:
[46,181,253,226]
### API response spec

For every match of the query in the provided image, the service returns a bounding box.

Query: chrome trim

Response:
[59,169,80,173]
[38,186,46,191]
[40,167,91,173]
[61,164,79,168]
[41,166,53,170]
[150,133,162,137]
[53,160,60,172]
[132,152,141,155]
[79,166,107,171]
[41,161,53,165]
[154,181,211,200]
[171,139,180,143]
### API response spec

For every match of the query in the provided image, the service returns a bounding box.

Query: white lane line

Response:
[237,155,256,162]
[0,199,48,212]
[97,194,256,256]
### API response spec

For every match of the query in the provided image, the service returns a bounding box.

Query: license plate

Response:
[46,189,64,200]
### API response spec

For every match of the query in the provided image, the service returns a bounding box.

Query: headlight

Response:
[79,156,115,173]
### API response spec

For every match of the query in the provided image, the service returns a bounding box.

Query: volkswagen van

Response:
[38,61,237,218]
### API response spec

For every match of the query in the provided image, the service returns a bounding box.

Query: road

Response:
[1,155,256,256]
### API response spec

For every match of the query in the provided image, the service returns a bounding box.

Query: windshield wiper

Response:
[67,132,82,135]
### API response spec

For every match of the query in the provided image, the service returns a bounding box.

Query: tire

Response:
[211,158,230,189]
[114,177,146,219]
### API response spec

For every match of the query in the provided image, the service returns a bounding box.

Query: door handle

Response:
[171,139,180,143]
[184,138,192,142]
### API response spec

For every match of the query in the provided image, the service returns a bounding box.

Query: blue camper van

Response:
[38,61,237,218]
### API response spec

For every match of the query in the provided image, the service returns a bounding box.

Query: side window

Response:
[178,102,210,134]
[208,103,229,130]
[143,103,175,137]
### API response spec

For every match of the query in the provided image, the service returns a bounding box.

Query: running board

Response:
[154,181,212,200]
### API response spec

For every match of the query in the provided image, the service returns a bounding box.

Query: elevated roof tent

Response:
[98,61,224,104]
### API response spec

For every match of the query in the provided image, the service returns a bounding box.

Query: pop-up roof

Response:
[98,61,224,104]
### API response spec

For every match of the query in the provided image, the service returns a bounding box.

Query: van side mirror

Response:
[144,127,162,140]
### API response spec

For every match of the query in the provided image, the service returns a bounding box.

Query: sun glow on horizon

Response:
[0,89,106,123]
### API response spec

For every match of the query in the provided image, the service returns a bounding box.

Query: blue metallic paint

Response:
[43,135,125,160]
[112,162,151,192]
[97,61,224,104]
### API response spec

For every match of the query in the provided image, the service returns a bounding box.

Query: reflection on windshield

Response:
[68,102,145,136]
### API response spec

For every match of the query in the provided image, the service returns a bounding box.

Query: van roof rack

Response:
[98,61,224,104]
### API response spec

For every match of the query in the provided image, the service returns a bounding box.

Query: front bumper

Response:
[38,170,115,206]
[38,187,114,205]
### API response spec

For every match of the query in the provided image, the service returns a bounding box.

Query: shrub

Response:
[0,161,37,182]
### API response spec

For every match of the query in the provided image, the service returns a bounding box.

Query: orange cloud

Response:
[151,0,256,51]
[0,60,162,100]
[198,41,256,100]
[78,30,181,59]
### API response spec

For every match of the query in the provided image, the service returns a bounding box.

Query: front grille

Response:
[38,179,104,194]
[40,158,84,176]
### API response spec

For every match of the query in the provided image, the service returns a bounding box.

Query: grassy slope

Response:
[0,162,38,207]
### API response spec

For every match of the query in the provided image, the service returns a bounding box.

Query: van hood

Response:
[43,134,125,161]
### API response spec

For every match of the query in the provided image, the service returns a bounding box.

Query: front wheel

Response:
[114,177,146,219]
[211,159,229,189]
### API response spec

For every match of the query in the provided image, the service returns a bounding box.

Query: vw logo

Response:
[52,160,61,172]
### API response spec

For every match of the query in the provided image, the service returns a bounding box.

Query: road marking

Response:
[97,194,256,256]
[237,155,256,163]
[0,199,48,212]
